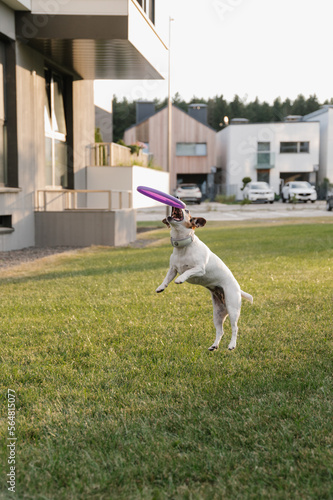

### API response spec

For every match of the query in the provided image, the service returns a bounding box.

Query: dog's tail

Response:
[241,290,253,304]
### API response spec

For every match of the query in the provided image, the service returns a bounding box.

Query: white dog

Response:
[156,207,253,351]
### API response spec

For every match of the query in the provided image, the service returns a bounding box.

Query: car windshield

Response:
[290,182,311,188]
[179,185,198,190]
[250,183,269,189]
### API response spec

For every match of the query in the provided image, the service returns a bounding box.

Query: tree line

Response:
[112,93,333,143]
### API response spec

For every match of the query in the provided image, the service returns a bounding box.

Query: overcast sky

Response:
[94,0,333,110]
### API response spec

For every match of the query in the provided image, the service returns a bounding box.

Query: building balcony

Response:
[15,0,167,80]
[254,151,275,170]
[89,142,149,168]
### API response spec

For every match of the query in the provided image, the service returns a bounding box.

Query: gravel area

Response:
[0,246,81,269]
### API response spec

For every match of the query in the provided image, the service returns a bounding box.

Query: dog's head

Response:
[162,207,206,231]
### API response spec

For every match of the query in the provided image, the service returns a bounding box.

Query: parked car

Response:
[281,181,317,203]
[174,184,202,204]
[327,190,333,211]
[242,182,275,203]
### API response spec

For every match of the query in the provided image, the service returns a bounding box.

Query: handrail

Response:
[35,189,132,211]
[89,142,149,167]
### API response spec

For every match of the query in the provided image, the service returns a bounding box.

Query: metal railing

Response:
[35,189,132,212]
[89,142,149,167]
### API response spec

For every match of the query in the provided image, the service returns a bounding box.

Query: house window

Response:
[176,143,207,156]
[257,142,271,166]
[44,69,69,187]
[0,214,12,228]
[0,41,7,186]
[300,141,309,153]
[280,141,310,153]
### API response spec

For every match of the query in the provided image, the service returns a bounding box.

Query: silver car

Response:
[174,184,202,204]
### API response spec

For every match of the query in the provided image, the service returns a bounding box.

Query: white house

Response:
[303,105,333,184]
[216,119,320,199]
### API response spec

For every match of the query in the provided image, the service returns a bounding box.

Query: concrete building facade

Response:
[0,0,167,251]
[303,105,333,184]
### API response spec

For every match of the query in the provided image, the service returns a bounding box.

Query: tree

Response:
[112,96,136,143]
[112,93,331,140]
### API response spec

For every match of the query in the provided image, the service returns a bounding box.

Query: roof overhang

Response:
[2,0,31,10]
[15,0,167,80]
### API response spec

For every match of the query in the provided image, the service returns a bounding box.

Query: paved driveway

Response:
[137,200,331,222]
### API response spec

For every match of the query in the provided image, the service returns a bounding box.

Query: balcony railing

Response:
[255,151,275,170]
[89,142,149,168]
[35,189,132,211]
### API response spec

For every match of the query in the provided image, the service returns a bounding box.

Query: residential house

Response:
[303,105,333,185]
[216,118,320,199]
[0,0,167,251]
[124,103,217,198]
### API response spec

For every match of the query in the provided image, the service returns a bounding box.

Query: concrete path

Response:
[136,200,331,222]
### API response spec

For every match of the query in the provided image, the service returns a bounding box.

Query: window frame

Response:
[280,141,310,154]
[175,142,207,157]
[0,38,18,188]
[44,68,73,189]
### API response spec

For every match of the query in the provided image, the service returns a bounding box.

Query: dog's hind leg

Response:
[208,288,228,351]
[226,302,241,350]
[226,291,242,351]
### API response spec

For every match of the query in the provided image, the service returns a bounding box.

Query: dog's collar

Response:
[170,235,194,248]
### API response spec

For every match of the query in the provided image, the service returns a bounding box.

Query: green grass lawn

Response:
[1,221,332,499]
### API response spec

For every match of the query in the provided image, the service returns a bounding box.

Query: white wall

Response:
[86,165,170,209]
[216,122,320,199]
[304,107,333,183]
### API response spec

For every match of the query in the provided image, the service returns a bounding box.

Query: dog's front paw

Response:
[155,285,165,293]
[228,340,236,350]
[174,278,183,285]
[208,345,218,351]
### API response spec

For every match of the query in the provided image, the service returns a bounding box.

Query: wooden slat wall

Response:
[124,106,216,191]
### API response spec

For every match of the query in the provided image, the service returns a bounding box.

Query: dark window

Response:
[300,141,309,153]
[280,142,298,153]
[0,41,7,186]
[280,141,310,153]
[0,39,18,187]
[0,214,12,228]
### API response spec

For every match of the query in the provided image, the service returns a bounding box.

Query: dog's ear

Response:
[190,217,206,228]
[162,218,171,228]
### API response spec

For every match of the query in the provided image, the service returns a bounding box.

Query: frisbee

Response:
[137,186,186,209]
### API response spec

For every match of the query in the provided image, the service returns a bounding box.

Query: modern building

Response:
[0,0,167,251]
[303,105,333,184]
[124,102,217,197]
[216,118,320,199]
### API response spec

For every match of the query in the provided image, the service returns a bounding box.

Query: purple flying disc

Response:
[137,186,186,209]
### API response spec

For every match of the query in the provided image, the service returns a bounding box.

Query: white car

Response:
[174,184,202,204]
[281,181,317,203]
[242,182,275,203]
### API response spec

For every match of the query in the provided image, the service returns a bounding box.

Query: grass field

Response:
[1,220,332,499]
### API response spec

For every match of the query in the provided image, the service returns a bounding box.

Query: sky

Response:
[94,0,333,111]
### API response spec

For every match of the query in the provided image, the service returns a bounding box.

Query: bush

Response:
[215,194,236,204]
[241,177,252,191]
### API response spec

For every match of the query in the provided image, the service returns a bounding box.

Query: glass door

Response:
[44,69,68,187]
